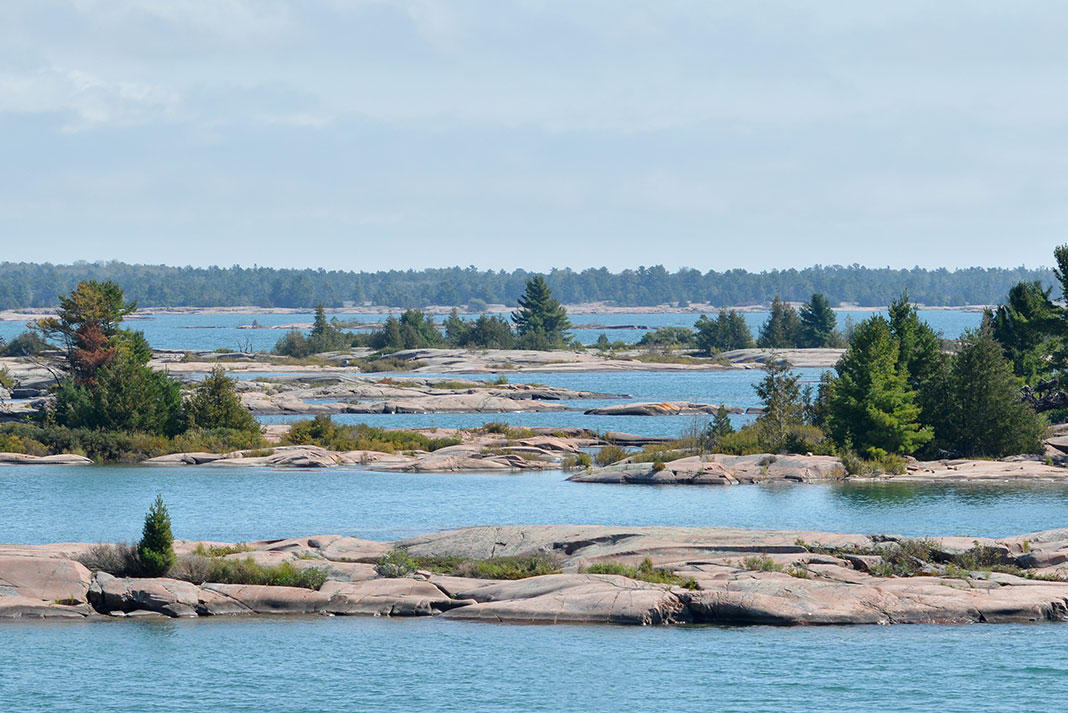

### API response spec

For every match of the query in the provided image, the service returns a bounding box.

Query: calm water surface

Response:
[2,616,1066,713]
[3,466,1067,543]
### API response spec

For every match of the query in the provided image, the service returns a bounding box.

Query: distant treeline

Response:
[0,262,1053,310]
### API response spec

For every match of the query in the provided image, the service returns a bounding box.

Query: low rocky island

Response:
[3,525,1067,626]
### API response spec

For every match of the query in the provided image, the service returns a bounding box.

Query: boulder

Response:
[88,573,200,617]
[0,555,92,602]
[198,583,331,614]
[440,574,688,625]
[320,537,392,563]
[0,596,92,619]
[321,578,469,616]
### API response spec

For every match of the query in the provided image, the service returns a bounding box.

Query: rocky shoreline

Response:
[3,525,1067,626]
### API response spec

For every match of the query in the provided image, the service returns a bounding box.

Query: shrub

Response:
[184,366,260,434]
[138,495,176,577]
[76,542,142,577]
[0,330,49,356]
[739,555,783,572]
[376,548,418,578]
[594,444,628,466]
[652,460,666,472]
[176,557,328,589]
[0,433,49,456]
[583,557,697,589]
[453,554,560,580]
[562,452,592,469]
[283,415,460,453]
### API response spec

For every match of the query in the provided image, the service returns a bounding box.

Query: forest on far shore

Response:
[0,261,1053,310]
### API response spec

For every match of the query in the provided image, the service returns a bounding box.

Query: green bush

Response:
[138,495,176,577]
[0,433,49,456]
[454,554,560,580]
[283,415,460,453]
[175,557,328,589]
[739,555,783,572]
[375,548,418,578]
[184,366,260,434]
[0,330,49,356]
[584,557,697,589]
[594,444,628,466]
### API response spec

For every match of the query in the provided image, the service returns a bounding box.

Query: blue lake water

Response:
[256,368,829,437]
[2,466,1066,544]
[2,616,1065,713]
[0,309,984,352]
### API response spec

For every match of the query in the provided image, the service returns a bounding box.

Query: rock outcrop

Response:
[3,526,1068,626]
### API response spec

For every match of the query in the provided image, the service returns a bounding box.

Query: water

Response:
[2,616,1065,713]
[3,466,1067,544]
[254,368,827,438]
[0,309,984,351]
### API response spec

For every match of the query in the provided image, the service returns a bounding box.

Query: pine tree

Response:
[758,297,802,349]
[988,281,1062,383]
[185,366,260,434]
[512,276,571,349]
[887,292,950,450]
[708,405,734,445]
[754,358,804,450]
[138,494,176,577]
[443,309,470,347]
[798,293,840,347]
[726,310,755,349]
[827,317,932,457]
[944,328,1044,457]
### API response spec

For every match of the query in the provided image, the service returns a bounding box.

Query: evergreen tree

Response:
[443,309,470,347]
[988,281,1062,383]
[798,293,841,348]
[138,494,176,577]
[185,366,260,434]
[726,310,755,349]
[35,280,137,383]
[707,405,734,446]
[827,317,932,457]
[754,358,804,450]
[758,297,802,349]
[595,333,611,351]
[943,328,1044,457]
[512,276,571,349]
[887,292,951,448]
[42,282,185,436]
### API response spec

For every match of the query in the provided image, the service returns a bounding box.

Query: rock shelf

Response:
[3,526,1067,626]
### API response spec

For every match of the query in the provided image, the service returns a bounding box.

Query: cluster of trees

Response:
[740,294,1044,461]
[274,275,574,356]
[986,245,1068,402]
[27,281,261,449]
[0,261,1053,309]
[636,293,842,355]
[756,295,844,349]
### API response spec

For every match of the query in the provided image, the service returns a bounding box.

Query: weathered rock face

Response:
[322,579,469,616]
[437,574,688,625]
[0,453,94,465]
[681,572,1068,626]
[584,402,742,416]
[570,454,847,485]
[5,525,1068,626]
[0,554,92,602]
[89,573,201,617]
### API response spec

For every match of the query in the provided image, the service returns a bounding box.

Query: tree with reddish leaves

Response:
[35,280,136,383]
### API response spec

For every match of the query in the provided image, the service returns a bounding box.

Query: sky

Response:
[0,1,1065,272]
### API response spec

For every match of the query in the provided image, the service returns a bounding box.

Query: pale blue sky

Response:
[1,1,1064,271]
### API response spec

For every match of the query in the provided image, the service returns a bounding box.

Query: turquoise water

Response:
[2,466,1067,544]
[2,616,1066,713]
[0,309,983,352]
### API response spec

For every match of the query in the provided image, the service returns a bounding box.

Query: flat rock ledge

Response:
[3,526,1068,626]
[569,454,1068,485]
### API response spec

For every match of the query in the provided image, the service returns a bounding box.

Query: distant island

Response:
[0,261,1053,310]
